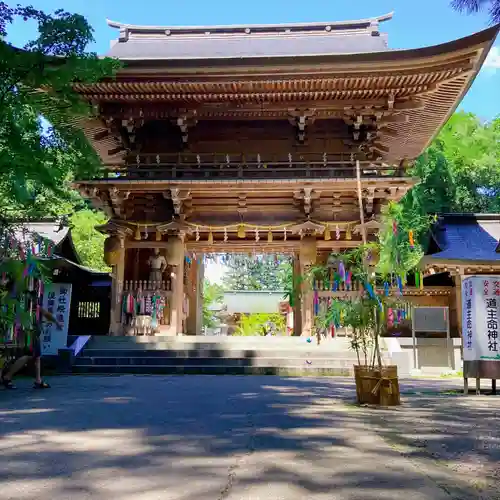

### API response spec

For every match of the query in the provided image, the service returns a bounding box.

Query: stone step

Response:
[79,348,364,359]
[85,336,352,351]
[72,364,353,376]
[74,356,367,368]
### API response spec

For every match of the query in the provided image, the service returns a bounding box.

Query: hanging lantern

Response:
[237,224,246,238]
[324,226,331,241]
[155,229,162,242]
[346,225,352,240]
[267,231,273,242]
[208,231,214,244]
[134,225,141,241]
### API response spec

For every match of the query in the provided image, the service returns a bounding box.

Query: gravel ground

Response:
[0,376,498,500]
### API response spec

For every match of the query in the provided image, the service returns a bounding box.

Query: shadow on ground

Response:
[0,376,498,500]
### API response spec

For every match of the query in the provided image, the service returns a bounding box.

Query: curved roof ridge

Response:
[106,12,394,35]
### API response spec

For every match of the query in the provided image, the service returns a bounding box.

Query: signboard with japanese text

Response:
[462,276,500,362]
[41,283,72,355]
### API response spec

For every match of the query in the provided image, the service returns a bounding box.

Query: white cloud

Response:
[484,46,500,69]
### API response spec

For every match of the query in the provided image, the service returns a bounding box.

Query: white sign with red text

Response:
[41,283,72,355]
[462,276,500,362]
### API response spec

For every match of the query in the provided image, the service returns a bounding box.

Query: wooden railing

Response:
[98,153,408,181]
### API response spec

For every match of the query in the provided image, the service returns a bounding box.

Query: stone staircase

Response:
[72,335,391,376]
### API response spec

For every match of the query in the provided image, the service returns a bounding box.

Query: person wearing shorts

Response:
[1,305,61,390]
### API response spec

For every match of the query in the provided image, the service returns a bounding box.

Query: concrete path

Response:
[0,376,498,500]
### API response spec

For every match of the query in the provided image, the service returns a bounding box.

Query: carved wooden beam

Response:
[108,187,130,217]
[79,187,114,218]
[93,130,110,141]
[364,188,375,217]
[172,111,198,148]
[293,188,320,216]
[237,194,248,214]
[163,188,191,216]
[288,109,316,144]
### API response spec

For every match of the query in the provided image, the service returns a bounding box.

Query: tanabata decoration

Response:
[387,308,394,328]
[396,275,404,294]
[122,292,136,315]
[338,262,346,281]
[408,230,415,248]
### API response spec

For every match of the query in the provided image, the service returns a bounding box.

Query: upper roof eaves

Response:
[105,13,393,60]
[106,12,393,37]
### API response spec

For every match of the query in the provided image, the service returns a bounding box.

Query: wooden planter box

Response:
[354,365,401,406]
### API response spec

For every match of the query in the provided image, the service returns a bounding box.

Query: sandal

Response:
[1,377,15,390]
[33,381,50,389]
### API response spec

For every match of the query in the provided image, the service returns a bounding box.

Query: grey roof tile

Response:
[106,32,388,60]
[14,222,70,246]
[429,215,500,262]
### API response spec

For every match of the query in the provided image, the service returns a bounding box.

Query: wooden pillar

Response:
[168,236,186,336]
[110,236,125,336]
[292,254,302,336]
[299,236,317,337]
[186,255,204,335]
[355,159,367,245]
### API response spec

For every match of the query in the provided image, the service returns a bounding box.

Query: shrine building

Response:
[73,13,498,336]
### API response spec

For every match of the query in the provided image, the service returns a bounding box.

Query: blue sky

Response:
[8,0,500,119]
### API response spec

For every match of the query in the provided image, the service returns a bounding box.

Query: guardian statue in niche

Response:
[148,248,167,283]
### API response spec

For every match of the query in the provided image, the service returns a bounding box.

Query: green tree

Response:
[202,280,224,328]
[451,0,500,24]
[233,313,286,336]
[0,3,119,211]
[222,254,292,291]
[402,112,500,217]
[70,209,110,271]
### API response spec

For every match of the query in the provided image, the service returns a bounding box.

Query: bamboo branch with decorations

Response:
[312,202,434,369]
[0,220,54,344]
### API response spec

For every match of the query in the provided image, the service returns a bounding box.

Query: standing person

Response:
[1,292,62,390]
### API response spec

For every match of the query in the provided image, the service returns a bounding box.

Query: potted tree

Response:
[315,203,433,406]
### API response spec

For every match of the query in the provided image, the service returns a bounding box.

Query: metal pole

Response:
[355,159,367,245]
[446,307,452,369]
[411,306,417,370]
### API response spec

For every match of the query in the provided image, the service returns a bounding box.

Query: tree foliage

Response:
[233,313,286,336]
[403,112,500,216]
[451,0,500,24]
[0,3,119,210]
[202,280,224,328]
[222,254,292,291]
[69,209,110,271]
